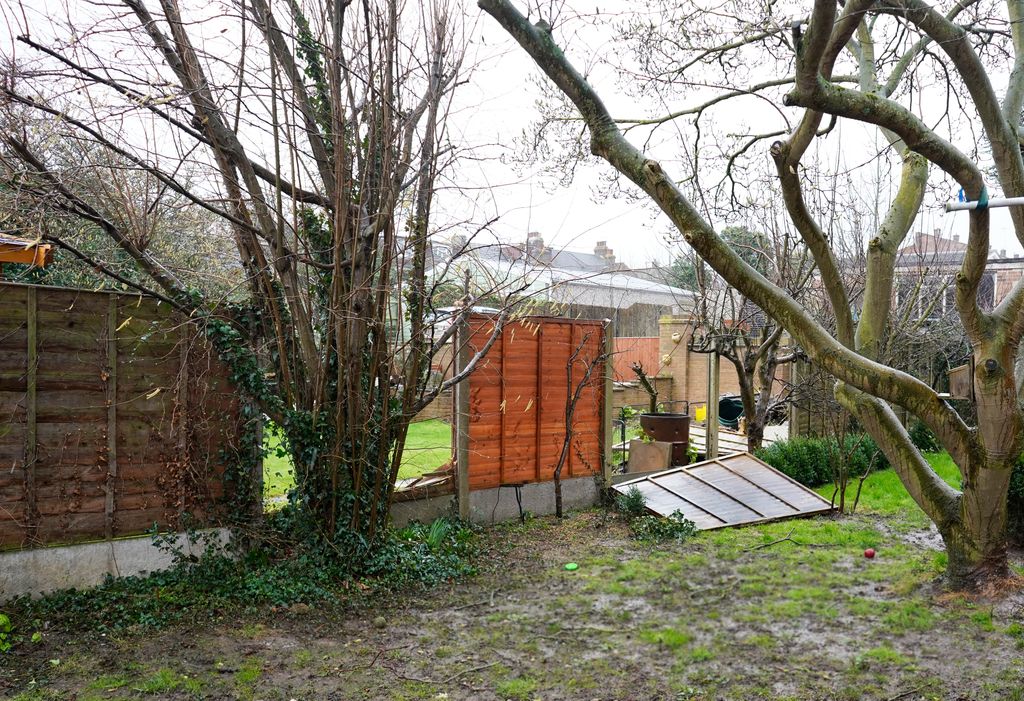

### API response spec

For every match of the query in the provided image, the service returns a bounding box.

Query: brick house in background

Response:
[892,228,1024,318]
[426,233,693,338]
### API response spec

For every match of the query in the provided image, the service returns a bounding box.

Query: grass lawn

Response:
[5,454,1024,700]
[263,419,453,500]
[815,451,962,524]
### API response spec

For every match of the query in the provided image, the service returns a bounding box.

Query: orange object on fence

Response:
[464,316,606,491]
[0,233,53,269]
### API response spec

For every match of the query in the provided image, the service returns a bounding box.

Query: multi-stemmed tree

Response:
[0,0,502,544]
[482,0,1024,588]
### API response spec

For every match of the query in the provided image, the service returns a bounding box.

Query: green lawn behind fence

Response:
[262,419,453,500]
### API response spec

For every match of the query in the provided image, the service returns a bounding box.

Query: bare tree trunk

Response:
[944,462,1013,587]
[732,359,760,452]
[479,0,1024,589]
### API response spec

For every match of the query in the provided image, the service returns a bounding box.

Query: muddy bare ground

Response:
[2,510,1023,701]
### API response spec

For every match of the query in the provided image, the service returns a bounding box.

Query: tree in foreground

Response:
[0,0,504,546]
[481,0,1024,589]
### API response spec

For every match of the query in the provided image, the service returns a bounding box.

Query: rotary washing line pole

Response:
[945,186,1024,212]
[945,197,1024,212]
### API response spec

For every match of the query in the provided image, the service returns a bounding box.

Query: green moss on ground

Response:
[6,455,1024,700]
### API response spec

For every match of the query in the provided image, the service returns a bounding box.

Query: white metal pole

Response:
[945,196,1024,212]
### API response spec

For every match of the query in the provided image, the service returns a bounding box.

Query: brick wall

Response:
[612,376,674,412]
[654,315,793,405]
[657,316,742,403]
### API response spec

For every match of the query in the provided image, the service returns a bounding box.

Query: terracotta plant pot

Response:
[639,412,691,443]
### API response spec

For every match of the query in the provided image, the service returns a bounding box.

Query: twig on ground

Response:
[341,643,411,678]
[451,598,489,611]
[443,661,498,684]
[884,682,935,701]
[383,666,434,685]
[382,659,496,690]
[746,528,798,551]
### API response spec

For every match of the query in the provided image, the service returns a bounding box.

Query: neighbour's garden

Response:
[263,419,453,501]
[2,442,1023,701]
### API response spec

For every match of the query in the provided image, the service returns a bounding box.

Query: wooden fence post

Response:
[602,319,614,483]
[498,322,508,485]
[788,359,800,438]
[706,348,720,459]
[25,286,38,545]
[104,294,118,538]
[534,322,544,483]
[455,316,471,521]
[176,323,188,520]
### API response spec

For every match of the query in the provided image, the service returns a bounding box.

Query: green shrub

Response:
[1009,458,1024,543]
[908,419,942,452]
[754,434,889,488]
[630,510,698,543]
[615,485,648,518]
[3,517,476,638]
[0,613,11,653]
[614,489,697,543]
[844,433,890,477]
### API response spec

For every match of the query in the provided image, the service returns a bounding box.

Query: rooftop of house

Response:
[452,234,624,274]
[895,229,1024,267]
[898,229,969,257]
[423,235,696,311]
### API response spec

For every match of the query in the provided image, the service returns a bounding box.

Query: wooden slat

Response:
[0,283,240,549]
[498,320,507,485]
[104,294,117,539]
[24,286,38,545]
[464,315,606,491]
[534,323,543,483]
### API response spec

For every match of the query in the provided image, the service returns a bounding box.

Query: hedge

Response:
[756,431,1024,542]
[754,434,890,488]
[1010,459,1024,542]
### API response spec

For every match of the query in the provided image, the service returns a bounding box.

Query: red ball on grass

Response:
[864,548,876,559]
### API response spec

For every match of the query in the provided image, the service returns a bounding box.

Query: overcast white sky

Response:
[4,0,1021,269]
[436,5,681,269]
[442,1,1024,267]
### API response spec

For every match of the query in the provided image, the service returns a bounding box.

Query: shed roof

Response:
[613,452,833,530]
